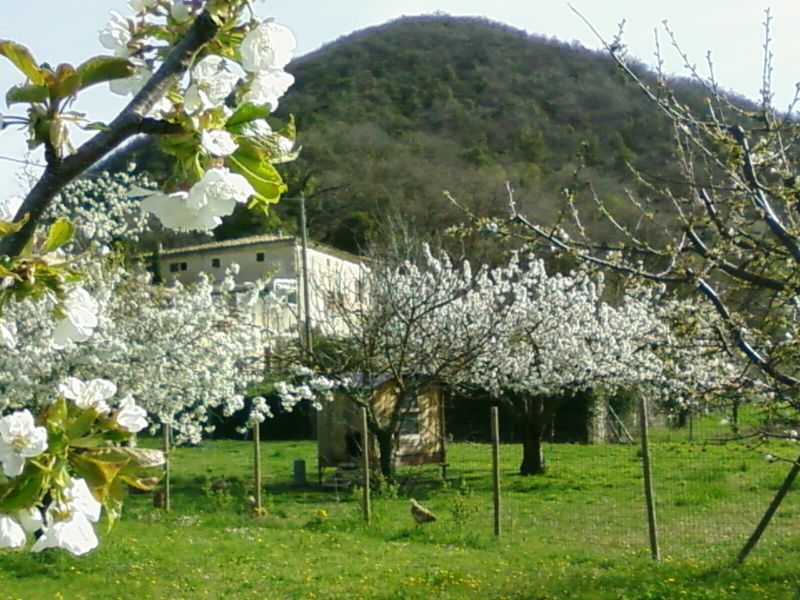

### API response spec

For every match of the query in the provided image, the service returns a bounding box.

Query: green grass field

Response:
[2,415,800,599]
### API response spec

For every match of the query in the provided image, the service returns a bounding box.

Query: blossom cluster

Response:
[97,2,297,231]
[0,256,266,445]
[0,378,158,556]
[283,247,743,425]
[43,168,156,245]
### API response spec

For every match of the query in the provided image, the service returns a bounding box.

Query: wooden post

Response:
[361,407,371,524]
[253,421,262,513]
[491,406,501,538]
[737,454,800,563]
[639,398,659,560]
[162,422,171,512]
[439,389,448,481]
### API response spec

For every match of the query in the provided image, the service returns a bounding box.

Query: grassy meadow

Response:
[2,413,800,599]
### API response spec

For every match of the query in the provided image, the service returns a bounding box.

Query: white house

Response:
[154,234,368,340]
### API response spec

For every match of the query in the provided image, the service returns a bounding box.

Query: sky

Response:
[1,0,799,198]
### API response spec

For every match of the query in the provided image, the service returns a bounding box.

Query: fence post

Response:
[737,454,800,563]
[491,406,501,538]
[253,421,262,513]
[361,407,371,524]
[639,397,659,560]
[162,422,171,512]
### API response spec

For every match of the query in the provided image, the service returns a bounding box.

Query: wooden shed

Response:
[317,377,446,478]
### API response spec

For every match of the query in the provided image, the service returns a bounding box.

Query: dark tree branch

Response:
[685,227,789,291]
[0,11,219,258]
[696,278,797,386]
[730,125,800,264]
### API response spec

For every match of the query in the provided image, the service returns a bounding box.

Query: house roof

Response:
[156,234,364,265]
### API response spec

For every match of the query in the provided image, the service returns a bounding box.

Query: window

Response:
[211,258,220,268]
[169,263,180,273]
[256,252,265,262]
[180,262,188,271]
[399,392,420,436]
[399,411,420,436]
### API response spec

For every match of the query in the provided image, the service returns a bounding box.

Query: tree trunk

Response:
[375,428,396,480]
[519,397,547,476]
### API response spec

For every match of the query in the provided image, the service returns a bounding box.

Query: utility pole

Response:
[299,194,312,352]
[299,194,316,439]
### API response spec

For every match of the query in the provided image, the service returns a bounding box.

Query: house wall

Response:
[158,237,367,340]
[303,246,368,337]
[161,240,297,287]
[317,380,444,469]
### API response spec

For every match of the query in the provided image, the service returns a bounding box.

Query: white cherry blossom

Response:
[242,69,295,111]
[30,477,102,556]
[185,167,254,216]
[240,21,296,73]
[31,511,98,556]
[58,377,116,415]
[183,55,239,114]
[0,409,48,477]
[63,477,102,524]
[115,395,148,433]
[52,286,99,349]
[141,190,220,231]
[98,11,132,57]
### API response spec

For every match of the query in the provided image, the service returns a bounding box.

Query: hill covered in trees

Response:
[117,15,747,253]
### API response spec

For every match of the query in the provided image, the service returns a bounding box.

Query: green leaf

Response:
[0,40,45,85]
[42,218,74,253]
[228,153,286,204]
[69,433,106,448]
[46,397,69,427]
[70,453,128,504]
[278,114,296,141]
[226,102,271,128]
[64,411,99,441]
[0,213,29,236]
[91,447,165,468]
[81,121,111,132]
[104,478,125,530]
[5,83,47,105]
[0,469,45,512]
[53,63,80,100]
[76,56,134,91]
[120,475,160,492]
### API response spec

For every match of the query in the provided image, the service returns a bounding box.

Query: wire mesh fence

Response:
[422,404,800,562]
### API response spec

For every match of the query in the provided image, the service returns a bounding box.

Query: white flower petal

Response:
[0,515,26,549]
[32,511,98,556]
[0,322,16,350]
[115,395,148,433]
[65,478,102,523]
[58,376,85,401]
[200,130,238,157]
[16,507,43,534]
